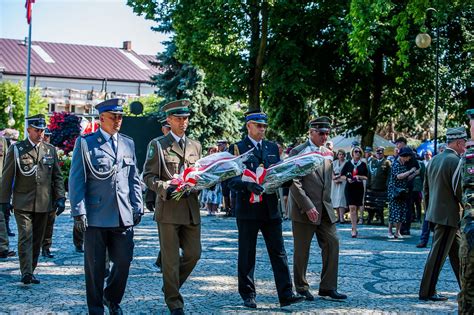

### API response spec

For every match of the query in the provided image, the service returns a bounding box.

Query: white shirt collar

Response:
[28,137,38,148]
[247,136,262,148]
[99,128,117,142]
[170,131,186,144]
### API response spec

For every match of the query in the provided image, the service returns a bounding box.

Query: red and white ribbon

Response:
[242,167,267,203]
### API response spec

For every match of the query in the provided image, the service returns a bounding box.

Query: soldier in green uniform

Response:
[143,100,202,314]
[0,115,66,284]
[459,109,474,314]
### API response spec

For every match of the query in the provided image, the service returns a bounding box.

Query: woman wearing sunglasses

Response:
[340,146,368,238]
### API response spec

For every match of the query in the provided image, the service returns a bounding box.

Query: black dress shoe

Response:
[280,294,305,307]
[416,242,427,248]
[297,290,315,301]
[419,293,448,301]
[318,289,347,300]
[7,231,15,237]
[243,297,257,308]
[42,249,54,258]
[21,273,40,284]
[170,308,185,315]
[75,246,84,253]
[0,250,15,258]
[104,298,123,315]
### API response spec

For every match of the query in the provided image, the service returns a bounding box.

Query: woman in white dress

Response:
[331,149,347,223]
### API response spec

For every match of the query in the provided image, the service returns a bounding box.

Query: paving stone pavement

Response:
[0,208,459,314]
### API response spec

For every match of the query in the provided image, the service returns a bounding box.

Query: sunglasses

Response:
[318,132,329,136]
[376,151,383,154]
[353,150,361,153]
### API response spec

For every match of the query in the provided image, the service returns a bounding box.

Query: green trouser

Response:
[14,209,49,276]
[42,211,56,251]
[159,222,201,311]
[459,233,474,314]
[0,208,9,253]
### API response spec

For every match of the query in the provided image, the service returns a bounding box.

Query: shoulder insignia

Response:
[147,143,155,159]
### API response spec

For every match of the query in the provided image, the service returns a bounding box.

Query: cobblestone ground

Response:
[0,207,459,314]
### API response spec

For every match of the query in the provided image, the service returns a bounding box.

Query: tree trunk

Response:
[247,0,268,111]
[361,49,384,149]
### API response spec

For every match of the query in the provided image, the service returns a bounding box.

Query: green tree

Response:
[128,0,473,146]
[128,0,271,111]
[149,38,242,147]
[0,81,47,138]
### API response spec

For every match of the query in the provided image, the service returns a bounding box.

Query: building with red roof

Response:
[0,38,160,114]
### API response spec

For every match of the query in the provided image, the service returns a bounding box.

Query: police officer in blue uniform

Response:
[228,111,304,308]
[69,99,143,315]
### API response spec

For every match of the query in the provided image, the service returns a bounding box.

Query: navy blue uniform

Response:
[228,136,294,302]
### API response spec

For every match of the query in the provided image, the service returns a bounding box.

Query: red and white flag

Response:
[25,0,36,24]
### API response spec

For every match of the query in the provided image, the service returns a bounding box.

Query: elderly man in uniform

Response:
[143,99,202,315]
[0,135,15,259]
[288,117,347,301]
[459,109,474,314]
[69,99,143,315]
[40,128,64,258]
[418,126,466,301]
[0,115,65,283]
[227,110,304,309]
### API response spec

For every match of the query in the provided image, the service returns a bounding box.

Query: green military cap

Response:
[446,126,467,142]
[309,116,332,132]
[162,99,191,117]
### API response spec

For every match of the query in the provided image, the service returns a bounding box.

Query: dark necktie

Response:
[179,138,185,151]
[255,143,262,159]
[109,137,116,153]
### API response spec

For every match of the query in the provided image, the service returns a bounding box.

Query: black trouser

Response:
[84,226,134,315]
[236,218,293,301]
[73,225,84,249]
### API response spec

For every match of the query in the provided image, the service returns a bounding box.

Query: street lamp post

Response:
[416,8,439,155]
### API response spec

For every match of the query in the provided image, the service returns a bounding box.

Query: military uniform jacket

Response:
[0,136,7,178]
[69,131,143,228]
[288,141,337,225]
[143,133,202,225]
[227,137,281,221]
[367,157,391,191]
[0,139,65,212]
[424,148,462,228]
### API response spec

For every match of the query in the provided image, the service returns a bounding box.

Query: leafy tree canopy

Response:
[0,81,47,138]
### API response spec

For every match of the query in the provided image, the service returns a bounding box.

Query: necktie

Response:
[109,137,116,153]
[179,138,185,151]
[255,143,262,159]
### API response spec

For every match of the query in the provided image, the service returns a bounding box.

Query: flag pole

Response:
[25,17,32,137]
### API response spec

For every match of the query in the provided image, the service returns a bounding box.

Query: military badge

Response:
[148,145,155,158]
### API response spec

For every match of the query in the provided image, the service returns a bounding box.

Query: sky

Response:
[0,0,168,55]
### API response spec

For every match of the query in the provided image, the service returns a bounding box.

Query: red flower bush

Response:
[48,112,81,155]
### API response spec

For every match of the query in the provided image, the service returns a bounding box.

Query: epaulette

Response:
[81,133,94,138]
[119,133,133,140]
[42,142,56,149]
